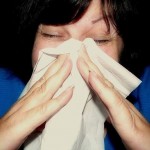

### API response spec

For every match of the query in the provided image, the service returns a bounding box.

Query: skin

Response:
[0,0,150,150]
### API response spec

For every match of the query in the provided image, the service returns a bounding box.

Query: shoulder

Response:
[0,68,25,117]
[140,66,150,84]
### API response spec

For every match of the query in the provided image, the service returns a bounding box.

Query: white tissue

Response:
[23,38,141,150]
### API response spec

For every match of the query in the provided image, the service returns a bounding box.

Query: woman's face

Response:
[32,0,123,66]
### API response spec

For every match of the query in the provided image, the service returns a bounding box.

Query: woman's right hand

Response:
[0,54,73,150]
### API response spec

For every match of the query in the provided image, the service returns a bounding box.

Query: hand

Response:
[77,48,150,150]
[0,55,73,150]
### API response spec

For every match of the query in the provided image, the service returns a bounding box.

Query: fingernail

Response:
[64,85,75,95]
[67,85,75,90]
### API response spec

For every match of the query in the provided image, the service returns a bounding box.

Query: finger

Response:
[88,71,133,126]
[88,71,150,149]
[11,86,74,140]
[34,55,72,100]
[77,57,90,82]
[19,56,72,111]
[0,86,74,150]
[5,55,72,117]
[78,57,126,124]
[86,70,150,137]
[88,71,133,136]
[28,54,68,94]
[4,55,68,116]
[78,57,126,120]
[79,46,104,76]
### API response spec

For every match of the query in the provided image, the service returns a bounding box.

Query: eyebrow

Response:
[92,17,103,24]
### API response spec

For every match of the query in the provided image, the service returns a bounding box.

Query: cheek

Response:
[32,35,66,67]
[102,46,120,61]
[100,38,123,62]
[32,37,55,67]
[31,36,47,67]
[32,48,39,67]
[32,38,41,67]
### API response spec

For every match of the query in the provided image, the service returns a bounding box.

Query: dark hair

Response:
[1,0,149,82]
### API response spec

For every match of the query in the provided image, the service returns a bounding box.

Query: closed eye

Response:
[41,32,62,38]
[94,39,110,46]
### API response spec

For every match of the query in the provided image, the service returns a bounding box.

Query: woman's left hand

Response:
[77,48,150,150]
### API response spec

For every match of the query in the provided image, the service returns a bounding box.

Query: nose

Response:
[66,29,86,41]
[64,21,93,42]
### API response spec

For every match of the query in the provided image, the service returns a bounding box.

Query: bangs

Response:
[37,0,91,25]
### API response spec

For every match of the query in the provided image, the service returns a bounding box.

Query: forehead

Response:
[39,0,108,32]
[79,0,102,23]
[66,0,111,34]
[64,0,105,30]
[39,0,115,36]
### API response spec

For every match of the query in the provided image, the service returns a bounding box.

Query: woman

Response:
[0,0,150,149]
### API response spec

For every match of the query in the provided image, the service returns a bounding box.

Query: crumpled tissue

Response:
[22,38,141,150]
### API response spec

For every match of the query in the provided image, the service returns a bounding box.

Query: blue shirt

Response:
[132,66,150,122]
[0,68,24,117]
